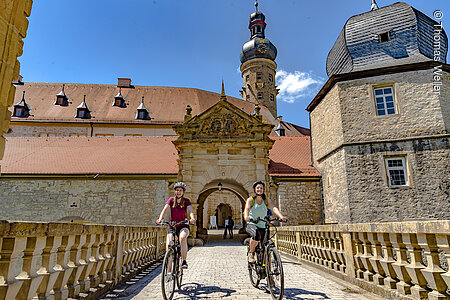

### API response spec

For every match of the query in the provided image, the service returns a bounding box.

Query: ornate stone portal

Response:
[173,90,274,237]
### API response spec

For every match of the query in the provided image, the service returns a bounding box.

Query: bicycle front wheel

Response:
[265,246,284,300]
[161,249,176,300]
[248,246,260,287]
[176,252,183,289]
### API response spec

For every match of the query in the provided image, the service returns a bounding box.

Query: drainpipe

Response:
[90,122,94,137]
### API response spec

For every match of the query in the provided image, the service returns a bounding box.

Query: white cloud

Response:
[275,70,323,103]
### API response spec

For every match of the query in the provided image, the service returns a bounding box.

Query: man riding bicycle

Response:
[156,182,195,269]
[244,181,287,263]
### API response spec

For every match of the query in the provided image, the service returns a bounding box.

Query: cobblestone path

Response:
[100,237,382,300]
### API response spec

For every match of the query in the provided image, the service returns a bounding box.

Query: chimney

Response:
[117,78,132,88]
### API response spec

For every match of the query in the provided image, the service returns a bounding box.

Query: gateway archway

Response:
[196,179,248,237]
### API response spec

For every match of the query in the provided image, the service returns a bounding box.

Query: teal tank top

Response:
[249,200,267,229]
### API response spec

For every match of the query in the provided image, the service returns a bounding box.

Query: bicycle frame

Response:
[250,216,279,276]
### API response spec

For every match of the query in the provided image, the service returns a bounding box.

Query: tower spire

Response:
[255,1,258,12]
[220,80,227,101]
[371,0,379,11]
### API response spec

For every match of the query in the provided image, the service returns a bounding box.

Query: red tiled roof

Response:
[269,136,320,177]
[1,136,319,177]
[12,83,309,137]
[1,137,178,175]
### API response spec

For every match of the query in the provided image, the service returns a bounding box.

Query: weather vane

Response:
[255,1,258,11]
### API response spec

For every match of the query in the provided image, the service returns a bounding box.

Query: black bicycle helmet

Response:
[253,180,265,190]
[174,182,186,191]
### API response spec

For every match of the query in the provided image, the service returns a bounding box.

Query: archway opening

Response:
[196,179,248,239]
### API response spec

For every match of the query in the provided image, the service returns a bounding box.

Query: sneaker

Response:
[248,252,255,263]
[181,260,188,269]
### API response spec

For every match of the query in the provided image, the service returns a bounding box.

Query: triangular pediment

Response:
[174,98,273,142]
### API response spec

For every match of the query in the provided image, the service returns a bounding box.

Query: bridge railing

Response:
[273,221,450,300]
[0,220,167,300]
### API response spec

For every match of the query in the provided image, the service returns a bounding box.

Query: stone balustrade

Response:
[0,220,167,300]
[274,221,450,300]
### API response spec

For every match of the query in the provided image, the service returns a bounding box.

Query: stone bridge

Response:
[0,220,449,300]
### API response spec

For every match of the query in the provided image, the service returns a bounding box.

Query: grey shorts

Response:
[246,223,266,241]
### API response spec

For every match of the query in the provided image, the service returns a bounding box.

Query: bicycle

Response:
[158,219,189,300]
[247,216,286,300]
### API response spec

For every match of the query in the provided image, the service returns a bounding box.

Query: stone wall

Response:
[0,0,32,159]
[276,180,322,225]
[0,178,170,225]
[7,123,176,137]
[338,69,448,144]
[310,85,344,161]
[345,138,450,223]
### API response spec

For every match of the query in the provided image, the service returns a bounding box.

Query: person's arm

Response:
[267,199,287,222]
[243,197,252,222]
[187,205,196,224]
[156,204,170,224]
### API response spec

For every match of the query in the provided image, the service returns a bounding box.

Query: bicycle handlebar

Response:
[249,216,288,224]
[157,219,189,228]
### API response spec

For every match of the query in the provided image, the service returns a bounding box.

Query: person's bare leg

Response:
[179,228,189,261]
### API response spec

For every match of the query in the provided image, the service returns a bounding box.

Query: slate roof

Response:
[1,136,319,177]
[326,2,448,76]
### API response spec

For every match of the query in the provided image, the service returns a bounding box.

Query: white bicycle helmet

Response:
[174,182,186,191]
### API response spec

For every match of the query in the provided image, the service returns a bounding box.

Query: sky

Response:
[18,0,449,128]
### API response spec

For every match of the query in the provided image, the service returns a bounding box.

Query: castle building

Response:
[0,3,322,234]
[307,1,450,224]
[0,1,448,230]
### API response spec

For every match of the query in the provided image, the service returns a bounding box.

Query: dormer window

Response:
[75,95,91,119]
[113,88,126,108]
[54,84,68,106]
[13,91,30,118]
[136,96,150,120]
[378,32,391,43]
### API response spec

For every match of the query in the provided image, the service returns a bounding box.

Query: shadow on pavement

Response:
[175,282,236,299]
[283,287,331,299]
[99,263,162,300]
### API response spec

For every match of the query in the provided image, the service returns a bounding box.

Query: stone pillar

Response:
[0,0,32,161]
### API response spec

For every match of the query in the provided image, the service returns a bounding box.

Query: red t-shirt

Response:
[165,197,191,227]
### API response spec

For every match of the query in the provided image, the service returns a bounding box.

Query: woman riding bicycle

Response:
[156,182,195,269]
[244,181,286,263]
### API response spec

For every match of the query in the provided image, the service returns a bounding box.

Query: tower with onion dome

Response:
[240,1,278,117]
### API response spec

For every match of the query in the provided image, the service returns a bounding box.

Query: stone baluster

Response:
[417,233,448,300]
[335,232,346,273]
[88,233,105,289]
[129,231,140,271]
[300,231,309,261]
[141,231,150,265]
[404,233,428,299]
[17,236,46,300]
[98,233,112,284]
[296,231,302,262]
[391,233,412,295]
[367,232,386,285]
[359,232,375,282]
[328,232,338,271]
[122,231,132,273]
[36,236,62,300]
[312,231,321,264]
[0,237,27,299]
[104,233,116,282]
[78,234,95,293]
[378,233,398,289]
[66,234,87,298]
[353,232,366,279]
[135,231,145,267]
[53,235,75,300]
[436,234,450,294]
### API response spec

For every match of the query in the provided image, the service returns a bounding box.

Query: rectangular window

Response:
[39,133,57,137]
[69,133,87,137]
[258,93,263,99]
[257,73,262,80]
[14,107,23,117]
[56,97,63,105]
[124,134,142,136]
[138,111,145,119]
[95,134,114,136]
[385,157,408,187]
[374,87,396,115]
[270,94,274,101]
[77,110,85,118]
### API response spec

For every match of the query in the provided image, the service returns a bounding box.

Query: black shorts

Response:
[170,225,189,236]
[246,223,266,241]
